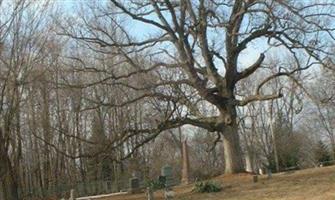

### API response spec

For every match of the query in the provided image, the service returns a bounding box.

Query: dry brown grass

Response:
[99,166,335,200]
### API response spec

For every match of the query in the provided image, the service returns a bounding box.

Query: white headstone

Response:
[146,187,154,200]
[258,168,264,175]
[164,188,175,200]
[69,189,75,200]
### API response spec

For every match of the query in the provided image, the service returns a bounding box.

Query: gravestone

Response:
[106,181,112,192]
[253,175,258,183]
[161,165,173,188]
[267,169,272,179]
[164,188,175,200]
[69,189,75,200]
[128,177,141,194]
[146,187,154,200]
[258,168,265,175]
[245,154,253,173]
[181,139,190,185]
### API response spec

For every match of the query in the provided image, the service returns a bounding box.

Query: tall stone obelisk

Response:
[181,139,190,184]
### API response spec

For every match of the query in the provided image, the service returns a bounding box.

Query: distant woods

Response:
[0,0,334,200]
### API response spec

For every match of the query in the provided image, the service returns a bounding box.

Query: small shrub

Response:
[145,178,165,190]
[193,181,222,193]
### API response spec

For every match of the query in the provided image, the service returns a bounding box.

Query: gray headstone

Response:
[253,175,258,183]
[161,165,173,187]
[161,165,172,177]
[129,177,141,194]
[267,169,272,179]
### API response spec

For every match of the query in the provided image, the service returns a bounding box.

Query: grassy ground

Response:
[99,166,335,200]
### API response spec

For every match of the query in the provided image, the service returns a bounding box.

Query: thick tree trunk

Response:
[223,124,244,174]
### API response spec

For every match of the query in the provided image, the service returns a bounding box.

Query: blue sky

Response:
[55,0,314,74]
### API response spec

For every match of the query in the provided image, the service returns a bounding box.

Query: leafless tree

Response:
[306,68,335,156]
[60,0,335,173]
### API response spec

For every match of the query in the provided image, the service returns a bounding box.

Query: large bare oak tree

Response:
[63,0,335,173]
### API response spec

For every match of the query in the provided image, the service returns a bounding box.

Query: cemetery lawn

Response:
[101,166,335,200]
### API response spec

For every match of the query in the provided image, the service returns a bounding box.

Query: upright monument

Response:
[181,139,190,184]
